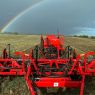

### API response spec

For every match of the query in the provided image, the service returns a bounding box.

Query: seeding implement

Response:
[0,34,95,95]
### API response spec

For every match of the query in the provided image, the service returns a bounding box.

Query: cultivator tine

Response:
[8,44,11,58]
[3,48,8,59]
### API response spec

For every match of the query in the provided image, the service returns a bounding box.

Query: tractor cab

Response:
[40,34,64,59]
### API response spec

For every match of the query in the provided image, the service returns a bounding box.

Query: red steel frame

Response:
[0,34,95,95]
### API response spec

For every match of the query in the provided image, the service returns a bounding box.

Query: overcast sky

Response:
[1,0,95,35]
[0,0,42,29]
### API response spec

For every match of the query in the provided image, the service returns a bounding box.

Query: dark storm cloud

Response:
[2,0,95,35]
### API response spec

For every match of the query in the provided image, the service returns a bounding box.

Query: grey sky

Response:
[0,0,42,29]
[1,0,95,35]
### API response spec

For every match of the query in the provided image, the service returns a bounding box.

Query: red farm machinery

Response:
[0,34,95,95]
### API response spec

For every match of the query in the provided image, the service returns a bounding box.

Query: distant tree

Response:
[3,32,19,35]
[73,35,89,38]
[12,32,18,35]
[73,35,77,37]
[91,36,95,39]
[79,35,89,38]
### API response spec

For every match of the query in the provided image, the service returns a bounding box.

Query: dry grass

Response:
[0,34,40,55]
[64,36,95,53]
[0,34,95,53]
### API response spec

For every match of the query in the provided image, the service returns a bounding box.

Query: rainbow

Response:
[1,1,43,33]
